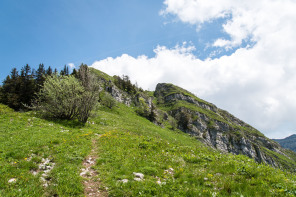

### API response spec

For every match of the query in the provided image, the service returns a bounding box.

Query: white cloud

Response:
[67,63,76,69]
[163,0,296,49]
[91,0,296,138]
[161,0,233,24]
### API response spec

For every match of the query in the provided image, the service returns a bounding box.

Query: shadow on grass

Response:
[53,119,86,128]
[36,115,86,129]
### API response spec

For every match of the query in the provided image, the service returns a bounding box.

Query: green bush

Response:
[32,74,99,123]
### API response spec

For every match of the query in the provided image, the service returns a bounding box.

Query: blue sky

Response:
[1,0,296,139]
[0,0,232,79]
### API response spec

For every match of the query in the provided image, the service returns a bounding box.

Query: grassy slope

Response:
[0,104,100,196]
[94,104,296,196]
[1,102,296,196]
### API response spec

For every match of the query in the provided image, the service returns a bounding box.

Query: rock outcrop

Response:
[154,83,292,169]
[105,83,132,106]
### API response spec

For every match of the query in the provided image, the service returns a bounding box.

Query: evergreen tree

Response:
[46,66,53,76]
[1,68,21,109]
[71,68,78,77]
[35,64,46,91]
[1,64,62,110]
[20,64,35,108]
[60,70,65,76]
[11,67,19,80]
[113,74,137,95]
[60,65,69,76]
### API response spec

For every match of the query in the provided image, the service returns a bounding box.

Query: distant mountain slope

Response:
[274,134,296,152]
[91,68,296,171]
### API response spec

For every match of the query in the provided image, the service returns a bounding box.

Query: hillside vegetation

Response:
[0,103,296,196]
[1,66,296,196]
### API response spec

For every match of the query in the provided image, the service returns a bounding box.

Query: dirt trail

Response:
[80,136,107,197]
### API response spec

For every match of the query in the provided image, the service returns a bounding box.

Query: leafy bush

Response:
[32,74,99,123]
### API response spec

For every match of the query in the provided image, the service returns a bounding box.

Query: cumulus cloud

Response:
[163,0,296,49]
[67,63,76,70]
[91,0,296,138]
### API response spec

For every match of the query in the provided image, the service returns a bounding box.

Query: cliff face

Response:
[154,83,296,169]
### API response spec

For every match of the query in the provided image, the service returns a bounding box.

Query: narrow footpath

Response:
[80,136,107,197]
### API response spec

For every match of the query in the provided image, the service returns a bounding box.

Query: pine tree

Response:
[1,64,60,110]
[11,68,18,79]
[46,66,53,76]
[1,68,21,109]
[35,64,46,91]
[20,64,35,108]
[60,65,69,76]
[71,68,78,77]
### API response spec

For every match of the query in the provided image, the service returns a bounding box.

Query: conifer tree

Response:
[35,64,46,91]
[46,66,53,76]
[1,68,21,109]
[20,64,35,108]
[71,68,78,77]
[60,65,69,76]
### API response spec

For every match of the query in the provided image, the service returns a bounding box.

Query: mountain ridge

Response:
[91,68,296,171]
[273,134,296,152]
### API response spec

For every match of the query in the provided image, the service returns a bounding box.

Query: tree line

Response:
[0,64,75,110]
[113,75,140,95]
[0,63,156,124]
[0,64,100,123]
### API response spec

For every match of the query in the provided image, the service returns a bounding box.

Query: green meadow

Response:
[1,103,296,196]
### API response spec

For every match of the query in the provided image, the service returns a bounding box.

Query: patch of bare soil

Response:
[80,136,108,197]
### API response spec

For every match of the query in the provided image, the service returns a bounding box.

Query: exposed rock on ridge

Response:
[154,83,292,169]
